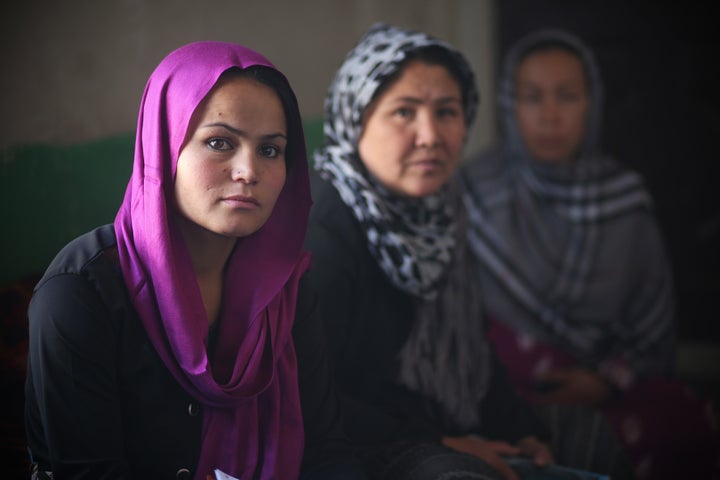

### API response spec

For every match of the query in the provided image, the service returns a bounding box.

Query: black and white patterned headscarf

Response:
[315,22,478,300]
[315,23,489,430]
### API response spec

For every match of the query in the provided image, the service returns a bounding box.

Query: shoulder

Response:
[461,145,507,181]
[459,146,516,206]
[308,170,352,223]
[306,170,365,256]
[295,274,318,324]
[30,224,128,330]
[37,224,119,286]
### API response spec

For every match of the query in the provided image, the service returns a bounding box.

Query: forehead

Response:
[183,75,286,144]
[516,49,586,85]
[201,76,278,108]
[383,60,462,97]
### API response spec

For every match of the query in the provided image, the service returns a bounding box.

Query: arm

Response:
[293,277,368,479]
[532,211,676,404]
[25,273,130,479]
[441,347,554,479]
[611,212,676,377]
[303,219,404,441]
[304,192,440,443]
[479,343,550,443]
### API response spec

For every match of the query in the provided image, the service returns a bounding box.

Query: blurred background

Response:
[0,0,497,151]
[1,0,718,472]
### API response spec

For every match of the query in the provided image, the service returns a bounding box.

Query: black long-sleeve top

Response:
[24,223,364,479]
[303,172,549,446]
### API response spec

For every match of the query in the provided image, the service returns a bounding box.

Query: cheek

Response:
[567,109,589,144]
[266,164,287,201]
[515,107,535,138]
[445,124,467,156]
[358,130,390,174]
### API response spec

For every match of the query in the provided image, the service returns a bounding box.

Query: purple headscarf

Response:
[114,41,312,479]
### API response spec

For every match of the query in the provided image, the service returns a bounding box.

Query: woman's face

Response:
[358,60,466,197]
[174,75,287,240]
[514,48,589,164]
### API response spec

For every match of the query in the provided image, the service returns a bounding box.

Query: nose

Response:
[415,111,440,149]
[539,98,561,126]
[230,150,259,185]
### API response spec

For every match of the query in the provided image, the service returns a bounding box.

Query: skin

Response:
[515,49,613,406]
[443,435,554,480]
[173,75,287,325]
[514,48,590,164]
[358,60,467,198]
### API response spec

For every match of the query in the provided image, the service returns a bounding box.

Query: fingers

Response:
[464,439,521,480]
[485,456,521,480]
[483,440,521,457]
[516,436,555,466]
[442,436,521,480]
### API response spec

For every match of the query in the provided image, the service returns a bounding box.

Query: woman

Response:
[303,23,618,480]
[24,41,366,480]
[461,28,719,479]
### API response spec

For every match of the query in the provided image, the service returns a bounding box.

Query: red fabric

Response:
[487,317,720,479]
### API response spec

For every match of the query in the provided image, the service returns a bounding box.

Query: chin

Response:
[533,153,575,164]
[401,182,446,198]
[210,222,263,239]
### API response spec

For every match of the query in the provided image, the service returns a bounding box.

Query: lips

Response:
[535,136,565,148]
[406,158,444,172]
[222,194,259,208]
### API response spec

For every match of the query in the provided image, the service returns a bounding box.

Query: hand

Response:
[442,435,521,480]
[530,367,612,406]
[515,435,554,466]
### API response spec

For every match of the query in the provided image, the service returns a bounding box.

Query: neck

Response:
[173,214,237,326]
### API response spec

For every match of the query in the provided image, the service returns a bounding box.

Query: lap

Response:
[531,403,636,480]
[357,440,504,480]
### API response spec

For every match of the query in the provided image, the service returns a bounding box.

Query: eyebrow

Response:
[200,122,287,140]
[390,96,462,106]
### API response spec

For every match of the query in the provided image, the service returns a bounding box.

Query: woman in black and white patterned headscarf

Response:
[305,22,558,480]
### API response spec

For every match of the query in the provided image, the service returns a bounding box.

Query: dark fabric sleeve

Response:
[294,277,369,479]
[477,343,550,443]
[304,193,444,444]
[619,212,676,376]
[24,273,131,479]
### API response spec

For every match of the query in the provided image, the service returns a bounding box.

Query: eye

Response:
[259,144,282,158]
[206,137,233,151]
[393,107,414,119]
[516,91,541,104]
[557,90,583,103]
[437,106,461,118]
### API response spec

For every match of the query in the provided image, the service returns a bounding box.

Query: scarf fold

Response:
[114,41,312,479]
[462,29,673,375]
[315,22,490,430]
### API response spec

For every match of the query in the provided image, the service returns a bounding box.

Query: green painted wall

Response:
[0,119,324,287]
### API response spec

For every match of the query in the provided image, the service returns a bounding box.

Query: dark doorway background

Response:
[496,1,720,343]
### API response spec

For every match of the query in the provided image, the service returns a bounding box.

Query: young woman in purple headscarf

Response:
[24,41,367,480]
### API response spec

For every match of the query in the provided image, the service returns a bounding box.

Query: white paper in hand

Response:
[214,469,240,480]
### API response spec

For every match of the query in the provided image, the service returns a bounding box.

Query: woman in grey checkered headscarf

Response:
[461,28,673,393]
[461,28,719,480]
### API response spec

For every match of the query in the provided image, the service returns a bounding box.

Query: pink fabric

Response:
[113,41,312,480]
[487,317,720,480]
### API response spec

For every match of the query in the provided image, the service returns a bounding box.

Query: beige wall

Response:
[0,0,497,154]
